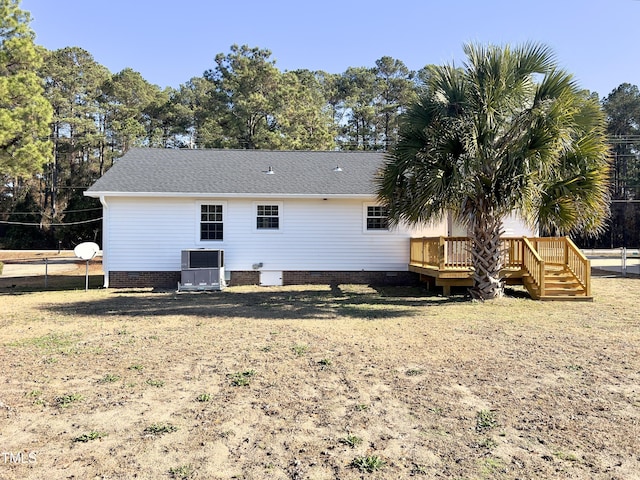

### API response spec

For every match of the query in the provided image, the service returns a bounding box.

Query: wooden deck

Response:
[409,236,592,301]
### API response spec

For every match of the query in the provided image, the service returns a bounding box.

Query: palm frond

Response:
[377,41,610,238]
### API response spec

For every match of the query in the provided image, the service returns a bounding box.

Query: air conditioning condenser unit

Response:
[178,249,225,291]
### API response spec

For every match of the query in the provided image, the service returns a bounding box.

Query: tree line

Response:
[1,0,639,249]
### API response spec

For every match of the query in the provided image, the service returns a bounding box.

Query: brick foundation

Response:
[109,271,180,289]
[283,271,417,286]
[108,270,416,288]
[229,271,260,286]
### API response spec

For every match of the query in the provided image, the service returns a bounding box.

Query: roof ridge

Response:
[126,147,385,154]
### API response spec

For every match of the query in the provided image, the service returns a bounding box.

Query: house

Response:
[85,148,451,289]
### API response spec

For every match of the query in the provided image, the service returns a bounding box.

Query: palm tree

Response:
[377,43,610,300]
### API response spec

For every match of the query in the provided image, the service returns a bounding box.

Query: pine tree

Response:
[0,0,53,176]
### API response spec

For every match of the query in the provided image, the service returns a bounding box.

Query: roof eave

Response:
[84,191,375,199]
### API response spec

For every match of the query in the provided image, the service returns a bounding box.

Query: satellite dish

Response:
[74,242,100,261]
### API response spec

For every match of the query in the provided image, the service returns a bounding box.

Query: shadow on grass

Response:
[36,283,476,321]
[591,267,640,279]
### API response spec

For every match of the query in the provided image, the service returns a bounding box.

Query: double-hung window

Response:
[256,204,280,230]
[366,205,389,231]
[200,204,223,240]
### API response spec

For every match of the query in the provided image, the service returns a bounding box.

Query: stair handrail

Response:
[564,237,591,296]
[522,237,545,296]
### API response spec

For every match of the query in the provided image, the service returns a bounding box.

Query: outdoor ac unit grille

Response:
[181,249,224,270]
[179,249,225,291]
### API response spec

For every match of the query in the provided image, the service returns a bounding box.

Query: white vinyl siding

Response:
[223,199,441,271]
[503,213,537,237]
[449,213,536,237]
[102,196,446,273]
[103,197,195,272]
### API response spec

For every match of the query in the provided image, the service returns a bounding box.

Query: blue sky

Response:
[21,0,639,98]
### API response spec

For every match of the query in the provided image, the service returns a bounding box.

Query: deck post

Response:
[438,236,446,270]
[519,239,524,267]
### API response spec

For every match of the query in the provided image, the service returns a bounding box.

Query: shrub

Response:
[351,455,386,472]
[144,423,178,435]
[73,431,108,443]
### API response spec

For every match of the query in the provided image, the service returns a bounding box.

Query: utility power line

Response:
[0,218,103,226]
[6,207,103,215]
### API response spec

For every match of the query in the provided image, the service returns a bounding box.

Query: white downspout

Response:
[99,196,109,288]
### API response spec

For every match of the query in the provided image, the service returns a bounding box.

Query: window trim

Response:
[363,203,390,233]
[254,202,283,233]
[196,201,227,243]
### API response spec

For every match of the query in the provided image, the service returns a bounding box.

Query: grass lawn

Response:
[0,269,638,479]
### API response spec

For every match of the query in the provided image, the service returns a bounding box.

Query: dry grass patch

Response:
[0,278,638,479]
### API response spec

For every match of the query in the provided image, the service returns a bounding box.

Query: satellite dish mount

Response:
[74,242,100,291]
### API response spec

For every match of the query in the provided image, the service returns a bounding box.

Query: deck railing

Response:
[522,237,545,295]
[409,236,591,299]
[409,235,591,297]
[530,237,566,265]
[409,237,441,267]
[409,236,525,269]
[443,237,471,268]
[503,238,524,268]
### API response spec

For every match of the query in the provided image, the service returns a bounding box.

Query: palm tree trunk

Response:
[469,213,504,300]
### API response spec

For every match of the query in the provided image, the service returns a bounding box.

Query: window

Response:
[366,205,389,230]
[200,204,223,240]
[256,204,280,230]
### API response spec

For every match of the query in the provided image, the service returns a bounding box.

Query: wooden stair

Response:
[409,236,593,301]
[524,266,593,302]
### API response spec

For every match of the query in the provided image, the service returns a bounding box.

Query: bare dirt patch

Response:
[0,267,638,479]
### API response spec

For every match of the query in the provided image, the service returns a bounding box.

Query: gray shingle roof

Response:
[85,148,386,197]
